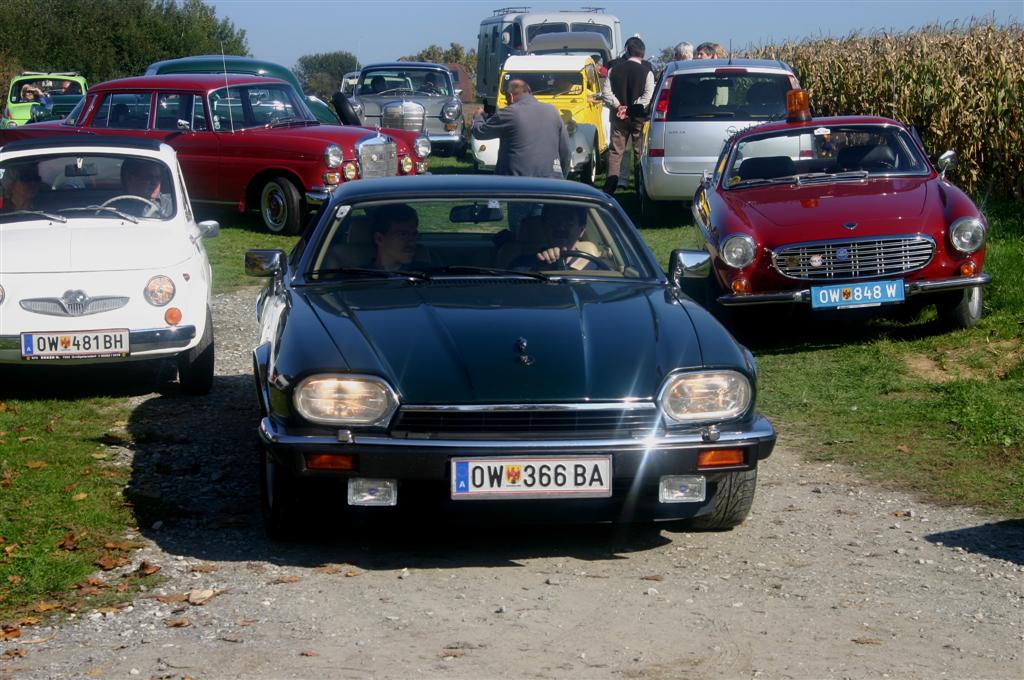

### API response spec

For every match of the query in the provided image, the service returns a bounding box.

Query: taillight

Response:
[653,77,673,121]
[648,148,665,157]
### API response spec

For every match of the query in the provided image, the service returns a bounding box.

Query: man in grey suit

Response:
[471,79,570,179]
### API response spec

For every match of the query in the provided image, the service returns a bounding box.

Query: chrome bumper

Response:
[0,325,196,362]
[717,274,992,307]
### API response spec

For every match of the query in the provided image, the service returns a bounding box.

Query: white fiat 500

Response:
[0,137,218,393]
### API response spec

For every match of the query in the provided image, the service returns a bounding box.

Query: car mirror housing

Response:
[669,249,711,287]
[198,220,220,239]
[937,150,957,178]
[245,249,285,277]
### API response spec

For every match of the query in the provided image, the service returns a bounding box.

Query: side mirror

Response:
[454,88,463,97]
[177,119,191,131]
[937,150,956,178]
[198,220,219,238]
[668,249,711,287]
[245,249,285,277]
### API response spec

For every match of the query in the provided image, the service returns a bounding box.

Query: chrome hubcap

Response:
[261,184,287,230]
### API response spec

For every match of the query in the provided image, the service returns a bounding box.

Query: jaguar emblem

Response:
[515,337,534,366]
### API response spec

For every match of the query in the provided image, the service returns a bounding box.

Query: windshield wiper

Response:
[307,267,430,281]
[425,265,552,281]
[732,175,798,188]
[59,206,138,223]
[1,209,67,223]
[270,117,314,128]
[795,170,869,185]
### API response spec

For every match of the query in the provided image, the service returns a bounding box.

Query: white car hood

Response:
[1,222,195,274]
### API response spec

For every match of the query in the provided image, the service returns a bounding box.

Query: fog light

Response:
[400,156,414,174]
[659,475,706,503]
[348,478,397,506]
[306,453,356,471]
[342,162,358,181]
[731,278,750,295]
[697,448,745,468]
[959,260,977,277]
[164,307,182,325]
[415,161,428,174]
[324,172,341,185]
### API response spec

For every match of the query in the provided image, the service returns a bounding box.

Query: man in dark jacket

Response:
[471,79,570,179]
[596,36,655,194]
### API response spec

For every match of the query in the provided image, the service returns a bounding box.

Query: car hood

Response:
[726,177,933,237]
[356,95,448,117]
[303,281,706,403]
[0,222,194,273]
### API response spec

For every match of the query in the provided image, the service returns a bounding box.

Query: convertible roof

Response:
[0,135,165,153]
[330,175,615,205]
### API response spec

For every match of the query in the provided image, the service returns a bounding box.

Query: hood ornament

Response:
[843,222,858,230]
[515,337,534,366]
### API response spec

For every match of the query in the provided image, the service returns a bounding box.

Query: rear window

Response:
[667,73,791,121]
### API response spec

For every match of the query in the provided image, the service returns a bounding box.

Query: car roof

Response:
[360,62,452,72]
[503,54,595,71]
[89,73,289,91]
[664,59,794,76]
[0,135,167,153]
[733,115,908,140]
[145,55,300,84]
[330,175,616,205]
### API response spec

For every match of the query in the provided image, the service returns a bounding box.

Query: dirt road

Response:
[4,289,1021,679]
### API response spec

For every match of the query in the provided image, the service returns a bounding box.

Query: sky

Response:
[209,0,1023,69]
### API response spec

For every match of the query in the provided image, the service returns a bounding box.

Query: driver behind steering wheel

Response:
[513,203,600,271]
[119,158,172,218]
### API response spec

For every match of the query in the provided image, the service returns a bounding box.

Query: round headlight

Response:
[294,374,398,426]
[414,135,432,158]
[441,99,461,122]
[720,234,757,269]
[400,156,414,174]
[144,275,175,307]
[949,216,986,253]
[342,161,358,181]
[658,370,752,423]
[324,143,344,168]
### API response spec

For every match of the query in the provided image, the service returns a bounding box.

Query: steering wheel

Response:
[101,194,161,217]
[556,249,612,271]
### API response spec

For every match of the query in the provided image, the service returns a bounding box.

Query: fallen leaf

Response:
[1,624,21,640]
[103,542,131,551]
[0,401,13,412]
[1,647,28,659]
[163,617,191,628]
[96,555,129,571]
[25,460,48,469]
[190,563,218,573]
[17,436,37,443]
[895,444,911,453]
[72,492,88,502]
[7,574,22,585]
[852,637,883,645]
[19,635,56,645]
[344,570,360,578]
[57,533,79,551]
[316,565,342,574]
[156,593,189,604]
[188,589,216,605]
[299,650,319,657]
[85,577,107,588]
[79,467,94,477]
[236,618,258,627]
[4,543,19,556]
[17,616,40,626]
[90,452,108,460]
[136,561,161,576]
[640,574,665,582]
[96,605,128,614]
[115,582,128,593]
[220,635,243,643]
[33,601,61,613]
[77,586,103,597]
[269,575,301,585]
[440,649,466,659]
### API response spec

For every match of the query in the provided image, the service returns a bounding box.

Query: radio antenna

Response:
[728,39,733,64]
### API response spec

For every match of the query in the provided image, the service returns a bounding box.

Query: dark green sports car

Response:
[247,175,775,540]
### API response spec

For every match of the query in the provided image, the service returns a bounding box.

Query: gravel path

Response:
[3,288,1022,680]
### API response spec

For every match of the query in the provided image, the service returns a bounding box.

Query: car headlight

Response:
[342,161,358,180]
[324,143,344,168]
[414,135,432,158]
[441,99,461,122]
[144,275,175,306]
[658,370,752,423]
[720,234,757,269]
[294,374,398,426]
[949,216,986,253]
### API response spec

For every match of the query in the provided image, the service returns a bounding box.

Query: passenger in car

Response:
[0,163,43,211]
[368,203,429,270]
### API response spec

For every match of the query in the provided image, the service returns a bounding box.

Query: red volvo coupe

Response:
[0,74,431,234]
[672,92,990,331]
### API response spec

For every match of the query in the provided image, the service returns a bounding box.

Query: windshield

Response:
[0,153,176,222]
[208,83,315,130]
[723,124,931,189]
[667,72,793,121]
[526,23,569,42]
[501,71,583,97]
[358,69,452,97]
[570,23,613,44]
[9,77,83,102]
[307,199,652,280]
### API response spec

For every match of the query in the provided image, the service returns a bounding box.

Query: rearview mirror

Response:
[668,249,711,288]
[449,203,503,223]
[245,249,284,277]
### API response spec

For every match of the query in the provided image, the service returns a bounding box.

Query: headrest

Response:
[346,216,374,244]
[737,155,796,181]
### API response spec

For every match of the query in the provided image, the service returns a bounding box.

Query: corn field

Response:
[745,20,1024,200]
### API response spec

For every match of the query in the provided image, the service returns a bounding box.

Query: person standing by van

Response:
[595,36,654,195]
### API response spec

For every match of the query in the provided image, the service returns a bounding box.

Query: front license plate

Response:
[811,279,905,310]
[451,456,612,500]
[20,329,130,360]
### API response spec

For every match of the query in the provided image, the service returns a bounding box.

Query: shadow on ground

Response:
[925,520,1024,565]
[0,361,173,400]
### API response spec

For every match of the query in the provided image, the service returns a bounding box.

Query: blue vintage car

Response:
[246,175,775,539]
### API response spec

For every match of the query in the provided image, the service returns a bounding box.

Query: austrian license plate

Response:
[451,456,612,500]
[810,279,904,310]
[20,329,130,360]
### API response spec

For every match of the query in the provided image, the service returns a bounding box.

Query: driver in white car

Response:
[120,158,172,217]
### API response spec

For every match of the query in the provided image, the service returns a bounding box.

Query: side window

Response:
[192,96,208,131]
[155,93,189,130]
[90,92,151,129]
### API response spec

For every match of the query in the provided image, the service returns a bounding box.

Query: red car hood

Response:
[723,177,933,239]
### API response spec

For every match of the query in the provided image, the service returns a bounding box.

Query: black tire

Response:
[260,446,303,541]
[688,469,757,531]
[259,175,304,235]
[935,285,983,330]
[177,308,214,395]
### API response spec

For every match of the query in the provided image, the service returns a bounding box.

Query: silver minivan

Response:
[637,59,799,213]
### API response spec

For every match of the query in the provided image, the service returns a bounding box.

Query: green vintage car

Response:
[1,72,88,128]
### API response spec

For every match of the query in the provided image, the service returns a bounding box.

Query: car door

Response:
[584,63,609,151]
[153,91,220,202]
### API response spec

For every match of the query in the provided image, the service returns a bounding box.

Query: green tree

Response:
[400,42,477,78]
[650,46,676,74]
[292,51,360,101]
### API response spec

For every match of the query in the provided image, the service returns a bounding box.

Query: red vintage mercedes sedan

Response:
[0,74,431,233]
[672,92,990,331]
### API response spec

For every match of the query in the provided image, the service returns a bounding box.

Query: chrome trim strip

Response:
[259,415,775,449]
[770,234,936,282]
[305,191,330,204]
[0,325,195,357]
[399,401,658,413]
[716,274,991,306]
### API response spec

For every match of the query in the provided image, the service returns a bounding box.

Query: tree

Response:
[650,46,677,74]
[400,42,477,79]
[293,51,360,101]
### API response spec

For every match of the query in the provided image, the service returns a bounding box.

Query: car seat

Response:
[837,144,897,171]
[736,156,797,181]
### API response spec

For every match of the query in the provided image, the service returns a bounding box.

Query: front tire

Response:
[260,176,304,235]
[177,308,214,395]
[688,469,757,531]
[935,286,983,330]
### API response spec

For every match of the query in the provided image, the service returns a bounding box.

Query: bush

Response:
[745,20,1024,199]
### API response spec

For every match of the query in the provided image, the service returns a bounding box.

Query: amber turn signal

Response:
[697,449,744,468]
[959,260,977,277]
[164,307,182,325]
[305,453,357,471]
[786,89,812,122]
[731,278,751,295]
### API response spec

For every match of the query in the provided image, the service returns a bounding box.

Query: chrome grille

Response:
[391,406,662,440]
[20,294,129,317]
[772,236,935,281]
[381,100,425,132]
[357,138,398,179]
